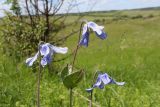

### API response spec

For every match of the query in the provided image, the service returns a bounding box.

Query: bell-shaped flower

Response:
[26,43,68,67]
[86,73,125,92]
[79,21,107,47]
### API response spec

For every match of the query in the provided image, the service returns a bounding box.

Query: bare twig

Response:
[25,0,34,25]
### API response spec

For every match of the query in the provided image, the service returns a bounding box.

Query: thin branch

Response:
[25,0,34,25]
[53,0,64,15]
[48,0,53,12]
[29,0,40,19]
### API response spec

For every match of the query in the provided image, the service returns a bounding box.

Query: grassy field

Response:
[1,8,160,107]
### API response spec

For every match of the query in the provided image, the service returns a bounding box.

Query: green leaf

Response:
[61,65,69,80]
[63,70,84,89]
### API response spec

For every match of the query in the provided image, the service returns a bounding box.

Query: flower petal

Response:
[79,24,90,47]
[110,79,125,86]
[41,54,52,67]
[40,43,50,56]
[101,73,111,85]
[87,21,104,35]
[87,21,98,29]
[50,45,68,54]
[99,83,104,89]
[82,24,88,35]
[79,31,89,47]
[95,31,107,40]
[26,52,39,66]
[41,57,47,67]
[93,74,102,88]
[115,82,125,86]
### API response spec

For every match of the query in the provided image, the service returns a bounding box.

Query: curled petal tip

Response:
[115,82,125,86]
[51,45,68,54]
[26,58,34,67]
[98,26,104,30]
[86,88,93,93]
[25,52,39,67]
[62,47,68,54]
[95,31,107,40]
[58,47,68,54]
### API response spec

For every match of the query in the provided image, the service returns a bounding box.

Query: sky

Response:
[0,0,160,17]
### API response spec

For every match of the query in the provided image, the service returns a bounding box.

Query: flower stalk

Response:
[70,88,73,107]
[69,22,84,107]
[37,42,43,107]
[89,90,93,107]
[72,22,84,67]
[89,71,99,107]
[37,55,42,107]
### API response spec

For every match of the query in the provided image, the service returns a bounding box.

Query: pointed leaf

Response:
[63,70,84,89]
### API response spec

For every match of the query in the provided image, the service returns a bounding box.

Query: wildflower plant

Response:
[25,20,124,107]
[61,21,108,107]
[26,42,68,107]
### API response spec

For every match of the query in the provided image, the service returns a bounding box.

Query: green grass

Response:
[1,9,160,107]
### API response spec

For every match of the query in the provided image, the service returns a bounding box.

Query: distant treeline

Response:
[56,6,160,16]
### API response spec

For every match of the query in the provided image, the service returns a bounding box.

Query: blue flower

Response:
[26,43,68,67]
[79,21,107,47]
[86,72,125,92]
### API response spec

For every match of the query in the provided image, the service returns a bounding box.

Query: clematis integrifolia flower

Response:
[79,21,107,47]
[86,72,125,92]
[26,43,68,67]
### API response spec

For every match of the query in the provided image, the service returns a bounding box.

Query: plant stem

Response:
[69,22,84,107]
[72,22,84,67]
[37,43,42,107]
[37,59,42,107]
[70,88,73,107]
[89,71,99,107]
[89,91,93,107]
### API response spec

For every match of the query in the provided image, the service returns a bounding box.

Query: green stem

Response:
[70,88,73,107]
[89,71,99,107]
[37,57,42,107]
[89,90,93,107]
[72,22,84,67]
[37,42,43,107]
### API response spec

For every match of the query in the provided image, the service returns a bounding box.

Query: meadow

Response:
[0,8,160,107]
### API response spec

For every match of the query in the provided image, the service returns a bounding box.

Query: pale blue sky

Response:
[0,0,160,17]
